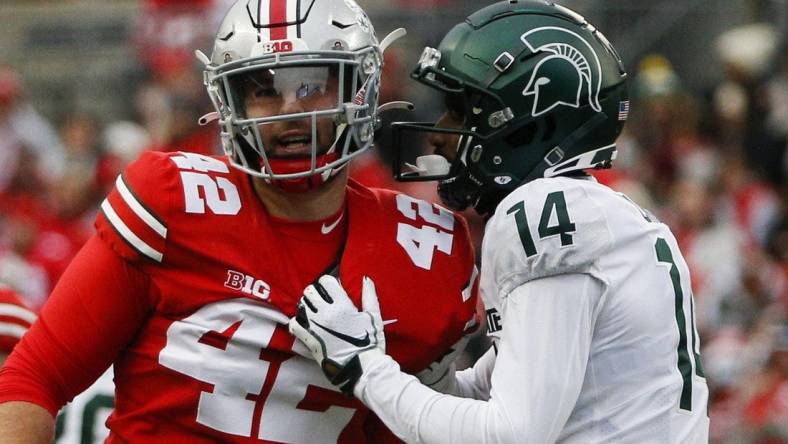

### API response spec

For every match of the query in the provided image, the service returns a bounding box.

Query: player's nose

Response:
[279,92,307,115]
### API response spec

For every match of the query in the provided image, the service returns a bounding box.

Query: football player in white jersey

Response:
[289,1,710,443]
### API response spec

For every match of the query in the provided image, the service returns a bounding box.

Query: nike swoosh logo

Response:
[312,320,371,347]
[321,213,344,235]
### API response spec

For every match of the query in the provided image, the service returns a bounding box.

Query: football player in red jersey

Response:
[0,284,35,367]
[0,1,478,443]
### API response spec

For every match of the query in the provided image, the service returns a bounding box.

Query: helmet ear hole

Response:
[503,115,557,148]
[504,121,538,147]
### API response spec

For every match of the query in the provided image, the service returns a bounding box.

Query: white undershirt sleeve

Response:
[354,273,605,444]
[450,346,496,400]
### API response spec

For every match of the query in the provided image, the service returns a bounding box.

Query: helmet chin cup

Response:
[437,179,471,212]
[436,155,480,212]
[262,152,341,193]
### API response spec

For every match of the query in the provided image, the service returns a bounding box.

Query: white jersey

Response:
[353,177,709,444]
[55,368,114,444]
[480,177,709,442]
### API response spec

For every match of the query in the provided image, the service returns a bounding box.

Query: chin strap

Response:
[377,101,414,114]
[380,28,407,54]
[375,28,415,131]
[198,112,220,126]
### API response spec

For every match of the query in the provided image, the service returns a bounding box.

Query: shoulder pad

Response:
[95,151,176,263]
[481,177,613,296]
[95,151,243,264]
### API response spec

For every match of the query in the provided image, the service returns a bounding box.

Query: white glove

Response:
[289,275,386,394]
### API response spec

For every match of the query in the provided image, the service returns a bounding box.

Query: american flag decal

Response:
[618,100,630,121]
[353,87,366,105]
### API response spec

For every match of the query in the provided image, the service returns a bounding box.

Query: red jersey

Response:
[1,151,478,443]
[0,286,35,355]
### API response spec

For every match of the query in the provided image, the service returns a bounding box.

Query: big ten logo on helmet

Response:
[261,40,293,54]
[224,270,271,300]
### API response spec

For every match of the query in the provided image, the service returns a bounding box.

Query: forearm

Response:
[356,353,515,444]
[450,346,495,400]
[0,401,54,444]
[354,273,603,444]
[0,236,153,412]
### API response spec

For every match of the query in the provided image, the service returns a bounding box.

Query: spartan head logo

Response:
[520,27,602,117]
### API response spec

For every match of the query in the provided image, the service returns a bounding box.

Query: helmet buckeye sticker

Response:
[520,26,603,117]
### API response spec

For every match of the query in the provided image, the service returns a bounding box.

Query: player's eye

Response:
[253,86,279,98]
[246,70,279,99]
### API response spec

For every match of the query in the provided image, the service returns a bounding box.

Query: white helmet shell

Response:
[211,0,379,64]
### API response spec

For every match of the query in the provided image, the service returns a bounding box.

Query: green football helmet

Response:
[392,0,629,214]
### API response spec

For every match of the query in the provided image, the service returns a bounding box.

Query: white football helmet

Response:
[199,0,392,190]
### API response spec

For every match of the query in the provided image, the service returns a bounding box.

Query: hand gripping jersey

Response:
[0,286,35,355]
[480,177,709,443]
[93,151,477,443]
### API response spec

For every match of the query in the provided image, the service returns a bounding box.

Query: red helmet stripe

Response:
[269,0,288,40]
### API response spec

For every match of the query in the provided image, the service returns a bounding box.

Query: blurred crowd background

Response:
[0,0,786,442]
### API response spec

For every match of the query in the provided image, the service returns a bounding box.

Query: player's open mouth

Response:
[272,131,315,158]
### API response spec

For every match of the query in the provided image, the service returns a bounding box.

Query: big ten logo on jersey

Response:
[159,298,363,441]
[225,270,271,300]
[261,40,294,54]
[170,152,242,216]
[395,194,456,271]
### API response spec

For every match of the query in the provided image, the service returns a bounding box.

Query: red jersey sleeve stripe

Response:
[100,199,164,262]
[0,323,27,340]
[0,303,36,324]
[116,174,168,237]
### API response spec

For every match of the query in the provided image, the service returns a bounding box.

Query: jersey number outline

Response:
[158,299,361,440]
[507,191,577,257]
[395,194,455,270]
[654,237,705,412]
[171,152,242,215]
